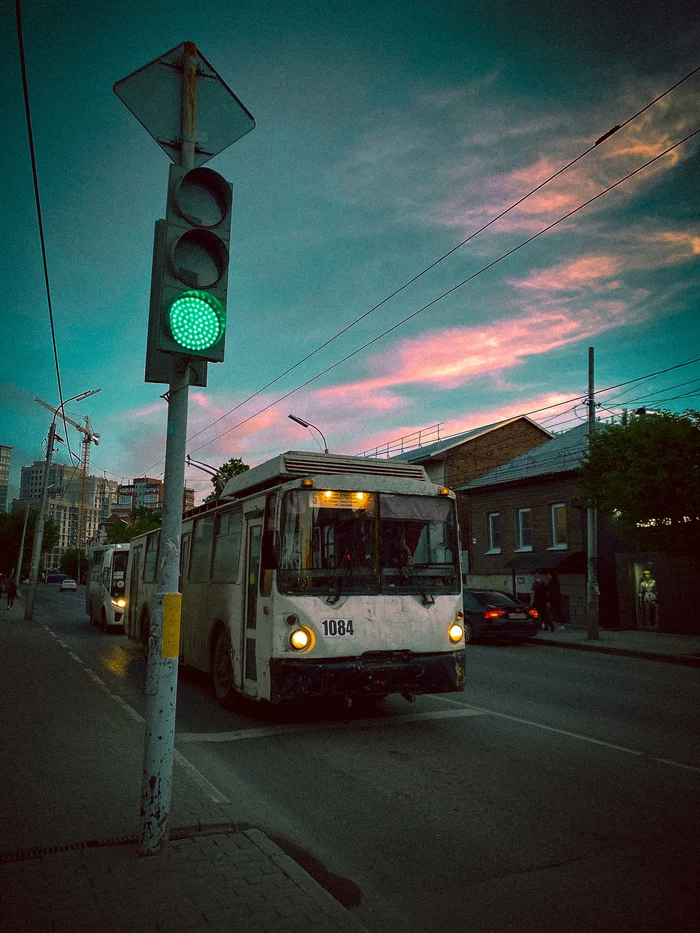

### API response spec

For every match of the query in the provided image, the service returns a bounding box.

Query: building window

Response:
[550,503,567,548]
[515,507,533,551]
[487,512,501,553]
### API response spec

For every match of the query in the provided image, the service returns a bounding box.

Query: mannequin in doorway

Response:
[639,569,657,627]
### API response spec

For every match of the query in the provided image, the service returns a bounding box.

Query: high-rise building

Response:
[112,476,163,521]
[0,445,12,512]
[13,461,118,572]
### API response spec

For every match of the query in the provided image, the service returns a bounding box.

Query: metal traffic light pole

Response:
[138,43,197,855]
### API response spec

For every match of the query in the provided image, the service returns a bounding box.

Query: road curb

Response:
[245,829,368,932]
[529,637,700,667]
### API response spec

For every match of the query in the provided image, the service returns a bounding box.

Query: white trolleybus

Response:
[124,451,465,707]
[86,543,130,631]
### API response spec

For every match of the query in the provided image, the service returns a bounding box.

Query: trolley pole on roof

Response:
[114,41,255,854]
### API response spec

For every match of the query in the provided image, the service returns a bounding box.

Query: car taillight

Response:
[484,609,506,619]
[528,608,539,619]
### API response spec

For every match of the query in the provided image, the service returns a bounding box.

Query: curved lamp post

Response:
[288,414,329,454]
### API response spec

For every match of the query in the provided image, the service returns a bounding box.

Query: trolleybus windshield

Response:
[278,489,459,596]
[111,550,129,599]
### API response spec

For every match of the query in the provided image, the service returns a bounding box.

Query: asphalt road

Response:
[27,586,700,933]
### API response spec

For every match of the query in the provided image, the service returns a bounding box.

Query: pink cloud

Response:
[511,255,623,292]
[434,86,696,237]
[315,301,641,396]
[357,392,576,458]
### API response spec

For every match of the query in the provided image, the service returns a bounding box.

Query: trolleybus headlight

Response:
[111,598,127,609]
[448,623,464,644]
[289,627,313,651]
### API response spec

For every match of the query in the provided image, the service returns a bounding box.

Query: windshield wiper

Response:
[399,561,435,607]
[327,550,355,605]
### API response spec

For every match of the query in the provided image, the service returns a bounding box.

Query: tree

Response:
[204,457,250,502]
[60,547,87,581]
[104,507,163,544]
[580,409,700,559]
[0,508,60,577]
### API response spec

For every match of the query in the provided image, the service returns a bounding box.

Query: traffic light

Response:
[146,164,233,378]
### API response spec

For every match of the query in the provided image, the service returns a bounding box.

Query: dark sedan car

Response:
[463,589,540,644]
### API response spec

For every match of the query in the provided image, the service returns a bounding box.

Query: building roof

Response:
[459,422,590,491]
[390,416,551,464]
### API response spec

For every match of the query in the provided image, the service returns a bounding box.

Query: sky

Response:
[2,0,699,505]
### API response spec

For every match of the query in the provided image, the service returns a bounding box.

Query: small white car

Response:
[59,579,77,592]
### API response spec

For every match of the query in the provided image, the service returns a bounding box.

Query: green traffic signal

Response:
[169,289,225,351]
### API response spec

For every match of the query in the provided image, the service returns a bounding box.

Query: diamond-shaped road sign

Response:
[114,43,255,166]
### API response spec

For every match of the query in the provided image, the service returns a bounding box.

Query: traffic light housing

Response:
[146,164,233,380]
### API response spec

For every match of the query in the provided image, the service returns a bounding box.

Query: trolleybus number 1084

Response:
[320,619,354,637]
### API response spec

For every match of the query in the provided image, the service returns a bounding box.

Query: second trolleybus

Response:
[124,451,465,706]
[86,542,130,631]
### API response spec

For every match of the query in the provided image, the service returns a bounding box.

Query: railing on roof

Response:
[357,422,445,459]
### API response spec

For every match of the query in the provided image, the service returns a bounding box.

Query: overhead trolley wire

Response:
[179,64,700,451]
[15,0,74,462]
[183,129,700,458]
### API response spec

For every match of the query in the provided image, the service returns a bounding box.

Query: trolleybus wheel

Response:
[212,626,237,709]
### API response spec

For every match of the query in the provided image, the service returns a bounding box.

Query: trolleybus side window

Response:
[143,532,159,583]
[190,514,215,583]
[212,508,242,583]
[180,532,191,589]
[260,493,278,597]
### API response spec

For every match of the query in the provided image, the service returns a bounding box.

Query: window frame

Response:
[486,511,502,554]
[549,502,568,549]
[515,507,533,552]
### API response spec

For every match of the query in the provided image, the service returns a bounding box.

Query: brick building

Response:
[392,416,552,569]
[459,422,700,634]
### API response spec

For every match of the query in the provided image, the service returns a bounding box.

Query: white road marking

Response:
[650,757,700,774]
[84,668,106,687]
[429,694,700,773]
[68,651,82,664]
[173,748,230,802]
[110,694,145,723]
[176,706,485,744]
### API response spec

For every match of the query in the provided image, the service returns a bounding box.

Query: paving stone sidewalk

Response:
[1,827,366,933]
[0,597,367,933]
[531,625,700,666]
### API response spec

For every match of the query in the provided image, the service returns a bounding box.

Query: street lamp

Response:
[24,389,101,619]
[288,414,329,454]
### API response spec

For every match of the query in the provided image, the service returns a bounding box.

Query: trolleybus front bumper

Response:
[269,649,466,704]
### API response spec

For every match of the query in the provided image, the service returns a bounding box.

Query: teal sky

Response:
[2,0,698,503]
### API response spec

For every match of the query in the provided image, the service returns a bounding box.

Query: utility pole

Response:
[23,423,56,619]
[15,499,32,587]
[586,346,600,640]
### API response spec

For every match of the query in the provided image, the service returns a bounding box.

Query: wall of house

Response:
[447,420,550,551]
[466,474,588,625]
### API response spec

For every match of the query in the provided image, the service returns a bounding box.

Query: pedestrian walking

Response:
[6,578,18,610]
[547,572,565,629]
[531,573,552,631]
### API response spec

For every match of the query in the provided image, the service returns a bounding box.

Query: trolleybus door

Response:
[242,522,262,695]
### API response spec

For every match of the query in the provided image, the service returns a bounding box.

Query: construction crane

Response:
[35,397,101,552]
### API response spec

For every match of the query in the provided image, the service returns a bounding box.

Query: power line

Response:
[183,129,700,458]
[14,0,73,464]
[180,64,700,450]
